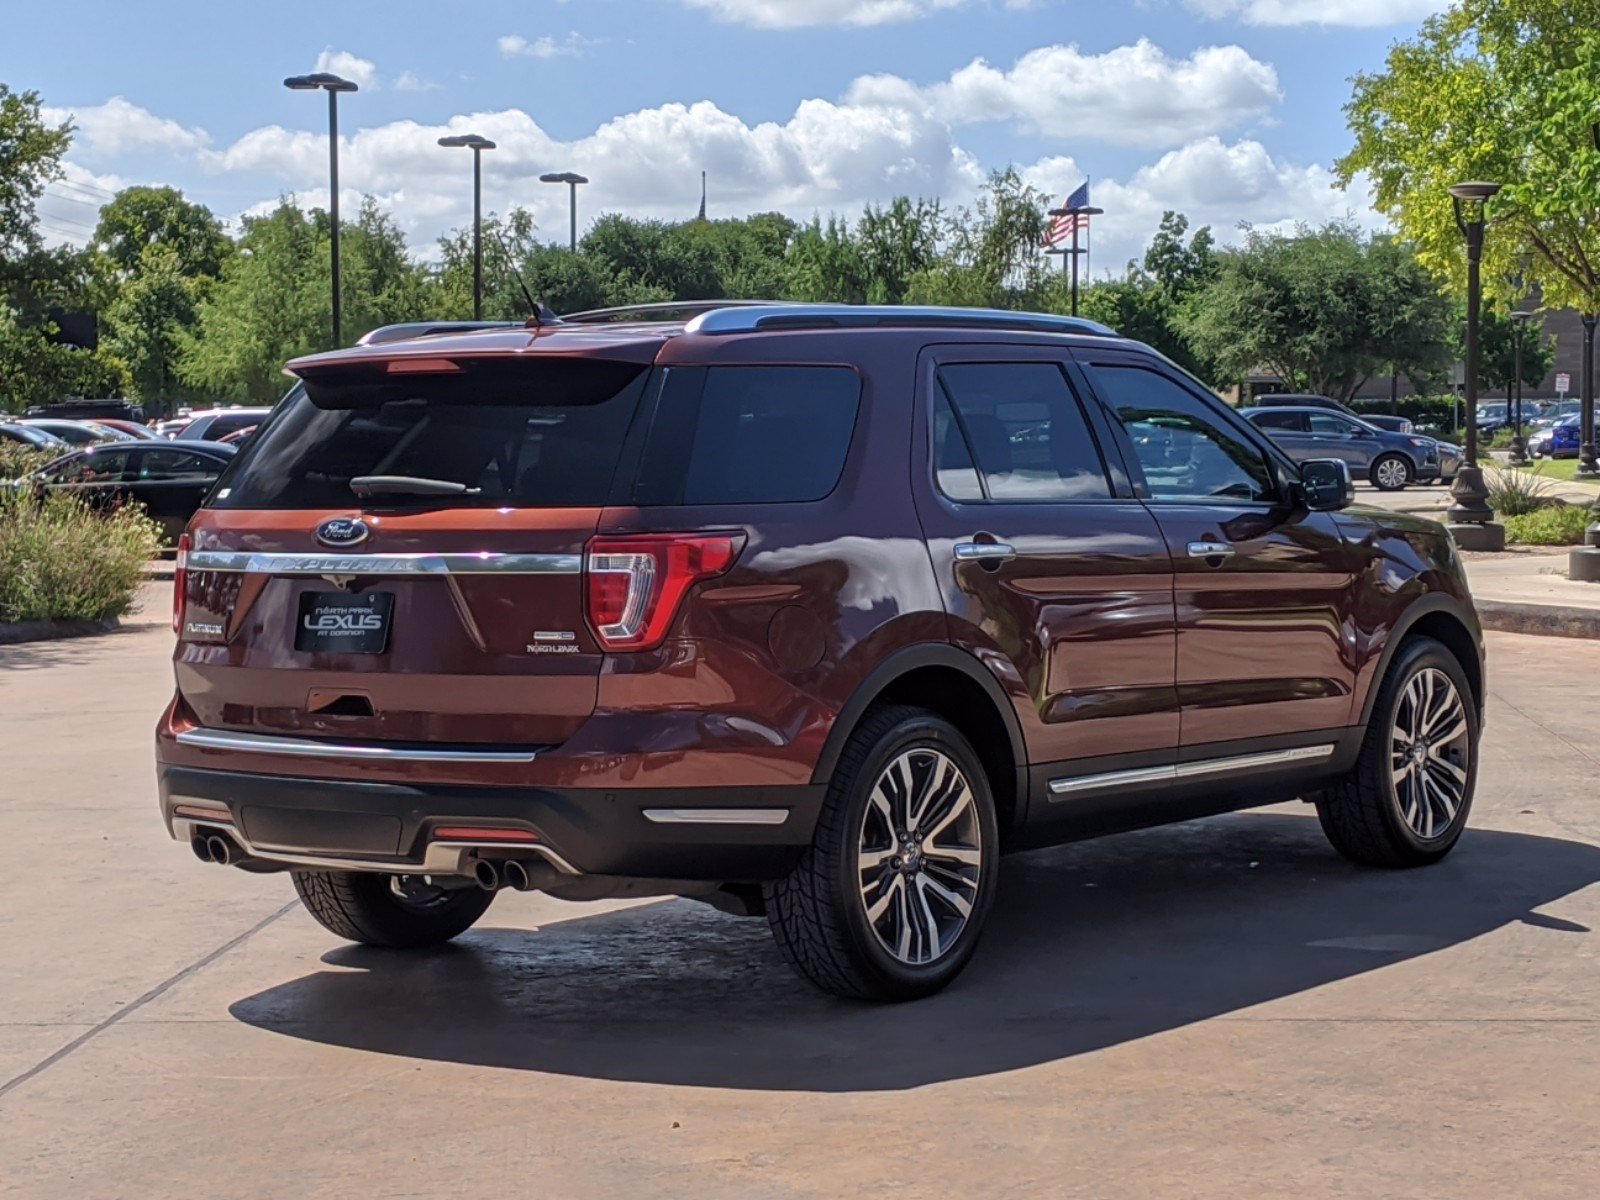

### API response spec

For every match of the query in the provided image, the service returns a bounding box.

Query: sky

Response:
[5,0,1450,274]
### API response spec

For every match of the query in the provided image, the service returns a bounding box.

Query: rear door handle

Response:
[954,541,1017,562]
[1187,541,1235,559]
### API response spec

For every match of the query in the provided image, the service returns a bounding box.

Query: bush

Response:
[1485,467,1559,516]
[0,489,162,624]
[0,441,58,482]
[1505,504,1596,546]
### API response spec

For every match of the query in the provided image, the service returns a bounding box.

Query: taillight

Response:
[172,532,190,635]
[585,533,744,651]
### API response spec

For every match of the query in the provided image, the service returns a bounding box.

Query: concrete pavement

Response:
[2,592,1599,1198]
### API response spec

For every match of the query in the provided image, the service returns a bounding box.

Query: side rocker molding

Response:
[1356,592,1484,729]
[809,643,1030,790]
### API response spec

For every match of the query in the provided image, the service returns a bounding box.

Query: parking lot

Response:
[2,590,1598,1199]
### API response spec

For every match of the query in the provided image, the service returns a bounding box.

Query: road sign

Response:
[1556,372,1570,397]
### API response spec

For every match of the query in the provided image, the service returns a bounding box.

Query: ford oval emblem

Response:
[315,517,370,548]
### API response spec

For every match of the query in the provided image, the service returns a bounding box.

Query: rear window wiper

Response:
[350,475,482,497]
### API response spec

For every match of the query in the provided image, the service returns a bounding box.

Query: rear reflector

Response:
[431,827,540,843]
[172,533,190,635]
[585,533,744,651]
[173,804,234,823]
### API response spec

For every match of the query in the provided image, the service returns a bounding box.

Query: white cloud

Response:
[1184,0,1446,26]
[879,39,1281,147]
[41,97,208,157]
[314,48,379,90]
[392,71,440,93]
[34,162,127,247]
[1023,137,1378,272]
[683,0,968,27]
[497,32,598,59]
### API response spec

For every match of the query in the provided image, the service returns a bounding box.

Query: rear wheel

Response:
[1370,453,1413,491]
[764,706,998,1002]
[1316,636,1477,867]
[292,870,494,948]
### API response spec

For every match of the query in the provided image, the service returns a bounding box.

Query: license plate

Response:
[295,591,393,654]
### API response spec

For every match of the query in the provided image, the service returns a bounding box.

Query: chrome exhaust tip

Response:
[473,859,501,892]
[191,835,214,863]
[205,835,234,867]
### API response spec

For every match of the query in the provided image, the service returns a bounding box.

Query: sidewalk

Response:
[1459,546,1600,639]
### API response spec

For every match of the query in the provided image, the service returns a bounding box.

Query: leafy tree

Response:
[1140,211,1219,302]
[102,244,201,410]
[786,216,869,303]
[1472,305,1558,393]
[92,186,230,280]
[0,84,71,257]
[1181,223,1453,401]
[906,170,1053,308]
[0,302,126,411]
[1340,0,1600,318]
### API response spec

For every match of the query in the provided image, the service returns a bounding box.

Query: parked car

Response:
[154,417,195,439]
[18,417,135,446]
[158,304,1485,1002]
[93,417,162,440]
[23,398,146,423]
[1475,403,1510,437]
[217,424,258,445]
[0,421,67,450]
[1360,413,1416,434]
[1529,414,1581,459]
[1242,406,1443,490]
[1252,392,1418,435]
[26,440,236,541]
[175,407,273,443]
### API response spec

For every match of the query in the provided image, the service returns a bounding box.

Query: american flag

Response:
[1042,181,1091,249]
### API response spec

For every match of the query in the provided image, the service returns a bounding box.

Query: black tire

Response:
[1316,636,1478,868]
[763,705,999,1002]
[292,870,494,948]
[1369,453,1413,491]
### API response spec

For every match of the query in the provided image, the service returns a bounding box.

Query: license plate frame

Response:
[294,591,394,655]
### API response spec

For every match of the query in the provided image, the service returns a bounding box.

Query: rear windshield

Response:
[212,358,647,509]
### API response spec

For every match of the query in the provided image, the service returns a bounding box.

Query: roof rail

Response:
[560,299,797,325]
[356,320,522,346]
[683,304,1117,338]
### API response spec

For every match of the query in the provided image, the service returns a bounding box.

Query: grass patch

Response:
[0,489,162,624]
[1504,504,1596,546]
[1518,457,1584,482]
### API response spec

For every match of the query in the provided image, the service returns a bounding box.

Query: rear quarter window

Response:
[635,365,861,505]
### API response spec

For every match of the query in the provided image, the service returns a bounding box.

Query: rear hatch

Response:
[175,341,659,748]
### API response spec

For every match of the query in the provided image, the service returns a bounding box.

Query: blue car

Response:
[1243,406,1443,491]
[1529,414,1581,459]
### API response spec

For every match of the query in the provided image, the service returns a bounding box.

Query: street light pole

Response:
[1579,313,1599,479]
[284,72,359,349]
[540,172,589,252]
[439,135,498,320]
[1509,310,1534,466]
[1445,181,1505,552]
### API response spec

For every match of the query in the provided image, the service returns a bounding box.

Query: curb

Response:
[143,561,175,581]
[1474,599,1600,641]
[0,616,122,646]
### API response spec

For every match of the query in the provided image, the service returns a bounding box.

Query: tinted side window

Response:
[936,362,1110,501]
[1091,364,1276,503]
[1249,411,1306,433]
[136,450,222,481]
[52,449,130,482]
[638,366,860,505]
[932,389,984,501]
[1308,413,1360,436]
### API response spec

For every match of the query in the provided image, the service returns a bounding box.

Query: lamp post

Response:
[1509,310,1535,466]
[438,135,497,320]
[1046,202,1104,316]
[1445,181,1505,552]
[539,172,589,252]
[284,72,359,348]
[1575,122,1600,575]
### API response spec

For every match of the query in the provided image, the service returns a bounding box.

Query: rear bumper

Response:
[158,764,826,882]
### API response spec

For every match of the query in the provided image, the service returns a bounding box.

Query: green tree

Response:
[0,302,126,411]
[0,84,71,257]
[906,169,1052,308]
[1471,305,1558,393]
[1181,223,1453,401]
[1339,0,1600,317]
[102,244,201,410]
[92,186,230,280]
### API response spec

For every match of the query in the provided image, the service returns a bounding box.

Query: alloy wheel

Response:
[1376,457,1409,489]
[1390,667,1471,840]
[857,748,984,965]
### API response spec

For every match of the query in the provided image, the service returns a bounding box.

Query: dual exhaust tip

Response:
[191,832,241,866]
[474,858,548,893]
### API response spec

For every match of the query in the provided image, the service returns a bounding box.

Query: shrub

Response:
[1504,504,1596,546]
[1485,467,1559,516]
[0,489,162,624]
[0,441,58,482]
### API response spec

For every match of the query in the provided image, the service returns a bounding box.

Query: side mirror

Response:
[1300,458,1353,511]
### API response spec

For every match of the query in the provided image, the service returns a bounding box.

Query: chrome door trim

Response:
[175,727,542,764]
[641,808,791,826]
[184,550,582,576]
[1050,743,1335,799]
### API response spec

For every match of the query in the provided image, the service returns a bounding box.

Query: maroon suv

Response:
[157,303,1485,1001]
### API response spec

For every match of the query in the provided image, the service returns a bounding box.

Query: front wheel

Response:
[1316,636,1478,867]
[292,870,494,948]
[1370,454,1413,491]
[764,706,999,1001]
